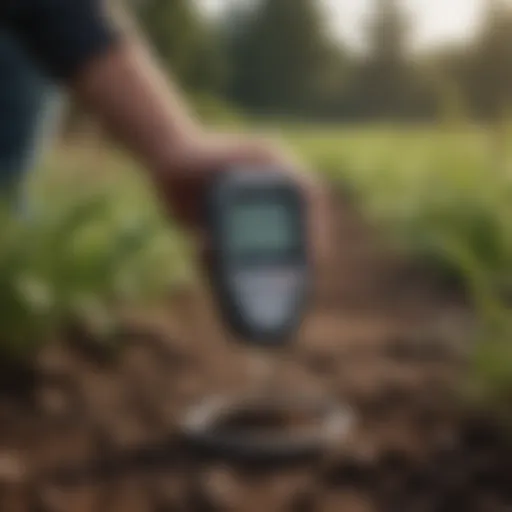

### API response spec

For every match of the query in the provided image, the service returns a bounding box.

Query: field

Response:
[1,126,512,511]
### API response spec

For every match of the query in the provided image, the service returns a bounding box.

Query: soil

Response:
[0,190,511,512]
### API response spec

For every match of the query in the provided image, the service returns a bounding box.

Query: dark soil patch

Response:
[0,191,509,512]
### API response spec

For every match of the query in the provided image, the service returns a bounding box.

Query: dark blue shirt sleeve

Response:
[6,0,123,81]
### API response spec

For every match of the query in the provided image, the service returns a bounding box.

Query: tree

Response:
[345,0,430,120]
[135,0,226,92]
[465,0,512,168]
[466,0,512,121]
[422,45,473,128]
[224,0,335,117]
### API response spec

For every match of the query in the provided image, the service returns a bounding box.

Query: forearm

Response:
[70,32,202,172]
[8,0,202,173]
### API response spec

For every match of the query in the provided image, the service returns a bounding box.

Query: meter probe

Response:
[180,166,352,462]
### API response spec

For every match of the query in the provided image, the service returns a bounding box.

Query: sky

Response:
[199,0,486,52]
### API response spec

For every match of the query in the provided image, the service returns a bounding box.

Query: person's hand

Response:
[150,133,332,271]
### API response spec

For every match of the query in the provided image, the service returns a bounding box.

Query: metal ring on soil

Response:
[179,393,355,463]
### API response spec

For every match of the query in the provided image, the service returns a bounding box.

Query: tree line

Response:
[131,0,512,124]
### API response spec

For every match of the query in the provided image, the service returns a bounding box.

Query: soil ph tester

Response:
[205,167,310,344]
[180,166,354,463]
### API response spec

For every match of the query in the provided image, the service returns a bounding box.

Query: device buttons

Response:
[230,269,300,332]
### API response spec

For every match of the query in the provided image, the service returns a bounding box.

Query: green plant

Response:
[0,181,192,360]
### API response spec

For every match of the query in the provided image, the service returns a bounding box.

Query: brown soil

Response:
[0,190,510,512]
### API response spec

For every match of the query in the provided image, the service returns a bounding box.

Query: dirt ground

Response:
[0,190,511,512]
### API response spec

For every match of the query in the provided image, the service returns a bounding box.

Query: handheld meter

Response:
[206,167,311,345]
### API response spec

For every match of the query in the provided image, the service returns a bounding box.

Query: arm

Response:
[11,0,201,172]
[71,30,202,172]
[10,0,329,263]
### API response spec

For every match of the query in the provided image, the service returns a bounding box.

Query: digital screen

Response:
[226,202,296,256]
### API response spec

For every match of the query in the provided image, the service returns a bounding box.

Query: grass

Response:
[0,148,195,359]
[27,126,512,308]
[283,123,512,407]
[2,122,512,404]
[285,125,512,291]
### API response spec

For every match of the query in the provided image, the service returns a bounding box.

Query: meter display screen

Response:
[226,201,297,258]
[207,170,310,342]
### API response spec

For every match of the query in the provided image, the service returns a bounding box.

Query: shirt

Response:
[0,1,122,192]
[1,0,122,81]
